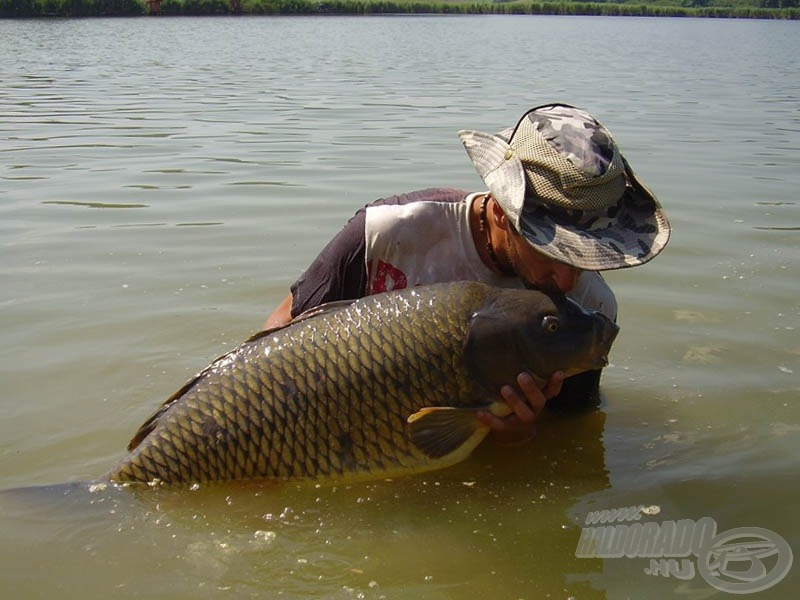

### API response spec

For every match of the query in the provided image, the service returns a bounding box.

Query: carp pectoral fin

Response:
[407,407,490,460]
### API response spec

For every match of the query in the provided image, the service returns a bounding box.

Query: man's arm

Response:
[263,293,294,330]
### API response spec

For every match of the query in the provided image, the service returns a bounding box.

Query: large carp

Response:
[106,281,618,485]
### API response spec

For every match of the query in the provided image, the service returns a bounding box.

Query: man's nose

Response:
[552,264,582,293]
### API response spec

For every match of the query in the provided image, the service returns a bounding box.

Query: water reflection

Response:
[1,406,610,598]
[2,14,799,599]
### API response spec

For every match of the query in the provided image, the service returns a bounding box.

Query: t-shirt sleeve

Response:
[289,209,368,318]
[289,188,468,317]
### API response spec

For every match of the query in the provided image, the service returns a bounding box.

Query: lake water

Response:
[1,14,798,599]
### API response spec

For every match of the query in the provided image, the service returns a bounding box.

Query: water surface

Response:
[1,15,798,599]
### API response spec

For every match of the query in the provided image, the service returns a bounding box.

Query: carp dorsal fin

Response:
[243,298,357,344]
[290,298,356,322]
[127,299,358,452]
[125,344,244,451]
[126,371,207,451]
[406,406,492,460]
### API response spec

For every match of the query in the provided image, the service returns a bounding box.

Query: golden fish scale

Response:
[109,283,490,484]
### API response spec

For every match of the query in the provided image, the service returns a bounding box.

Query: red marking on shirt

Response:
[369,260,408,294]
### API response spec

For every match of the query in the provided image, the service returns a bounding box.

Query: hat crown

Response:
[510,105,626,212]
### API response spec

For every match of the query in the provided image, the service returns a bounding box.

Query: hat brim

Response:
[518,169,671,271]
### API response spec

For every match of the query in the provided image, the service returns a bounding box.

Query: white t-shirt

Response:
[364,192,617,321]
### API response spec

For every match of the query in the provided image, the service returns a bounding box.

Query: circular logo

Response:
[698,526,793,594]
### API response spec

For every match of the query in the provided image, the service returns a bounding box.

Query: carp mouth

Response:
[560,315,618,377]
[592,312,619,369]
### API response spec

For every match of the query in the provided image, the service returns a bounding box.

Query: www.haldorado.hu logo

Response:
[575,505,793,594]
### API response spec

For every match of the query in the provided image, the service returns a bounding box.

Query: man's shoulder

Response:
[366,187,468,209]
[365,192,467,241]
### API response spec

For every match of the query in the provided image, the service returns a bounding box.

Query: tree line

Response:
[1,0,798,18]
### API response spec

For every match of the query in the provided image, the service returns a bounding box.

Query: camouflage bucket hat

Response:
[458,103,670,271]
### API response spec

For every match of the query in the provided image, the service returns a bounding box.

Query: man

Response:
[265,103,670,445]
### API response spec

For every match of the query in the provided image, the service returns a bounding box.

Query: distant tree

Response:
[0,0,40,16]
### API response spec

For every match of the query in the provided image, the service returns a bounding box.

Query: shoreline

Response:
[2,1,799,20]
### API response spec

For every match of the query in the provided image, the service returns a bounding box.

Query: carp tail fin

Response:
[407,407,491,461]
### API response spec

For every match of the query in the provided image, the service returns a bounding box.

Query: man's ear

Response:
[491,198,510,230]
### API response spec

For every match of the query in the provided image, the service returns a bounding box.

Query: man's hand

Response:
[477,371,565,445]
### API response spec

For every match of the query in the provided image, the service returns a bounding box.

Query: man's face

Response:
[506,230,583,294]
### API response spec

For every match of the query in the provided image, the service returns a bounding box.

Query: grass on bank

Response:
[1,0,798,19]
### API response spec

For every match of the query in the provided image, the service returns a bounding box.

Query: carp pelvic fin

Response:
[407,407,491,460]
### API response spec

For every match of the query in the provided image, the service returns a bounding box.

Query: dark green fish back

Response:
[107,282,492,484]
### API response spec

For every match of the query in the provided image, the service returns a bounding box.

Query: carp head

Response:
[463,288,619,392]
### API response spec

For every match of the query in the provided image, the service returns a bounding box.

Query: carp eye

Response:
[542,315,560,333]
